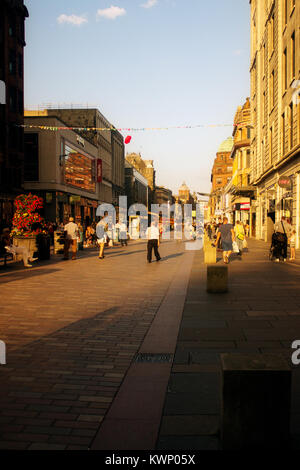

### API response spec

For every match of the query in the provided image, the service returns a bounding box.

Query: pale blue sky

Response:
[24,0,250,194]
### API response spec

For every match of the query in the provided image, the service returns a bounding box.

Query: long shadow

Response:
[161,252,183,261]
[0,268,61,285]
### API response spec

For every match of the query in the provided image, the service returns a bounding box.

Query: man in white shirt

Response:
[146,221,161,263]
[63,217,79,260]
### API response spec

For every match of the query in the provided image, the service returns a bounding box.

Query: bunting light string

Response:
[18,122,248,132]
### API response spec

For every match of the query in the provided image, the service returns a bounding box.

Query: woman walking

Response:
[234,221,245,257]
[214,217,235,264]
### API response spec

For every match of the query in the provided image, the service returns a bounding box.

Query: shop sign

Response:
[69,195,81,204]
[240,202,250,210]
[278,176,292,189]
[97,159,103,183]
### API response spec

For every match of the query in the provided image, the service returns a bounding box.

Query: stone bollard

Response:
[206,265,228,293]
[204,237,217,264]
[221,353,291,450]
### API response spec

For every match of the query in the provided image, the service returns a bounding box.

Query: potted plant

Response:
[11,193,48,259]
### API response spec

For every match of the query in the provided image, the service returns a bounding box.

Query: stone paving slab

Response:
[0,240,185,450]
[157,239,300,450]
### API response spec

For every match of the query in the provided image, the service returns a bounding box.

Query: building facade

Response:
[124,160,148,208]
[0,0,28,229]
[154,186,173,205]
[209,137,234,219]
[225,99,256,231]
[125,153,156,206]
[28,108,125,209]
[23,115,100,226]
[250,0,300,245]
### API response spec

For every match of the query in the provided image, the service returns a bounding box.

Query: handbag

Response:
[232,241,239,253]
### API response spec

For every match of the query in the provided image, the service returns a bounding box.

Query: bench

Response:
[0,250,14,267]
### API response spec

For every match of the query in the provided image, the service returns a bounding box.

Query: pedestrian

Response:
[96,213,108,259]
[273,217,292,262]
[214,217,235,264]
[289,230,296,261]
[245,221,250,238]
[118,218,128,246]
[234,220,245,257]
[146,220,161,263]
[77,223,84,250]
[2,228,38,268]
[63,217,79,260]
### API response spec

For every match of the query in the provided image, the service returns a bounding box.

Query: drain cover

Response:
[135,353,173,363]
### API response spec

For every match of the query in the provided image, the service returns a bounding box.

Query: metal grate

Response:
[135,353,173,363]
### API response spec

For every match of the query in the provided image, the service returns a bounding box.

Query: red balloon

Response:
[125,135,132,144]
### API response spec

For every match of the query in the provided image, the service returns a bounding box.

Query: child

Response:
[289,230,296,261]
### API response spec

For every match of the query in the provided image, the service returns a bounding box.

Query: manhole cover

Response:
[135,353,173,363]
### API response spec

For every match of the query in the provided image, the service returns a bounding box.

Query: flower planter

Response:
[13,236,38,261]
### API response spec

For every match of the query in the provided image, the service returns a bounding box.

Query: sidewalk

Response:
[157,238,300,450]
[0,238,299,450]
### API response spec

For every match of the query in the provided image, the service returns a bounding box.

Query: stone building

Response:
[209,137,234,219]
[154,186,173,205]
[124,160,148,208]
[27,108,125,209]
[250,0,300,245]
[125,153,156,206]
[0,0,28,229]
[23,115,99,225]
[225,99,255,231]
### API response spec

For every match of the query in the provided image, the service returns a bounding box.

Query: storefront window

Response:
[64,144,95,192]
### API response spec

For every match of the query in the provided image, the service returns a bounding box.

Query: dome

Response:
[217,137,234,153]
[179,182,189,191]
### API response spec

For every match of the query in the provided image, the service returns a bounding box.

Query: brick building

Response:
[209,137,233,219]
[0,0,28,229]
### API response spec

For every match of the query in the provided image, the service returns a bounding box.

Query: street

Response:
[0,239,300,449]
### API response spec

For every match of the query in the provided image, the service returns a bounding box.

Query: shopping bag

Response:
[232,241,239,253]
[243,239,248,248]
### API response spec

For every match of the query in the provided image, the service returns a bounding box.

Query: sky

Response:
[24,0,250,194]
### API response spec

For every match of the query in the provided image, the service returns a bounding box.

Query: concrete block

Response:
[221,353,291,449]
[207,265,228,293]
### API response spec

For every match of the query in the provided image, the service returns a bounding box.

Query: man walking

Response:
[273,216,292,262]
[214,217,235,264]
[63,217,79,260]
[146,221,161,263]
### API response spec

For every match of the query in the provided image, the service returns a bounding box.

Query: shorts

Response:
[222,240,233,251]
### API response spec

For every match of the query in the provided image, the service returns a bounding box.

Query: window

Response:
[291,32,295,80]
[24,133,39,181]
[290,102,293,149]
[270,70,275,109]
[9,50,16,75]
[282,112,286,155]
[227,166,232,172]
[269,13,275,55]
[246,149,251,167]
[283,48,287,91]
[9,86,17,112]
[269,126,273,163]
[18,54,23,78]
[283,0,287,27]
[247,127,251,139]
[216,178,222,185]
[18,90,23,114]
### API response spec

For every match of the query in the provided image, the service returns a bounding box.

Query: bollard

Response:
[206,265,228,293]
[203,237,217,264]
[221,353,291,449]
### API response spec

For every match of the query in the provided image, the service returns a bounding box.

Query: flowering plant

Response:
[11,194,44,237]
